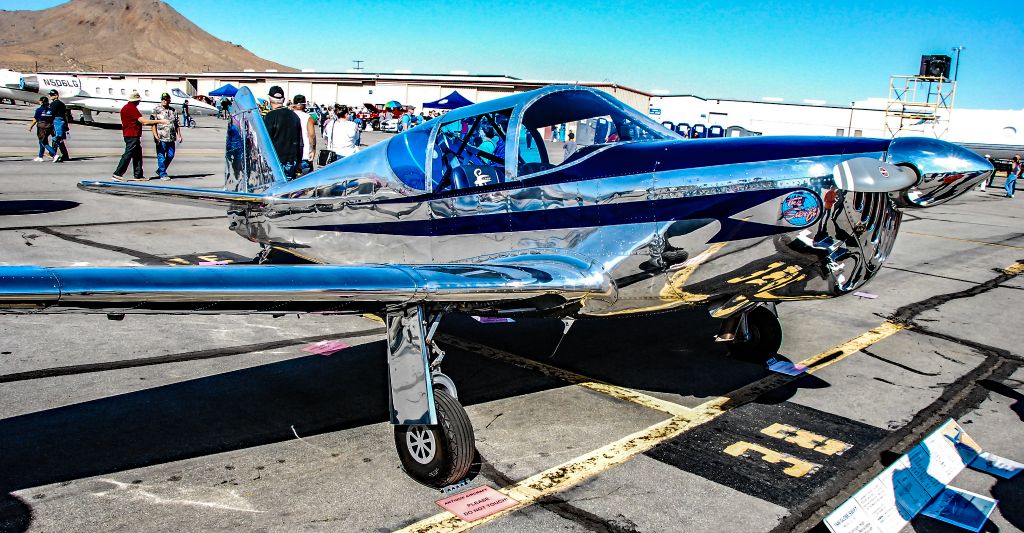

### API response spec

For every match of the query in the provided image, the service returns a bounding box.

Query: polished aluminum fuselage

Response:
[2,86,990,320]
[231,132,944,317]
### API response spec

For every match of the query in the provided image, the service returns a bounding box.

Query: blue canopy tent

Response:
[422,91,473,110]
[208,84,239,97]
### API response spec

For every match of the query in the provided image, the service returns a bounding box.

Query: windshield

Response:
[430,109,512,192]
[517,89,673,175]
[171,88,190,99]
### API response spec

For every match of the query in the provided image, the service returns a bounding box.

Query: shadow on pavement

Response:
[0,495,30,533]
[0,308,828,527]
[0,200,79,216]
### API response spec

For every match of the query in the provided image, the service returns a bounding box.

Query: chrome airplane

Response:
[0,85,993,488]
[0,69,218,119]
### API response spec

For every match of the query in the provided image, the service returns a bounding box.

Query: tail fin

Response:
[225,86,287,193]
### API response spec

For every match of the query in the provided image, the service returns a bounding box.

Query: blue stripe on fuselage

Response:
[293,188,805,241]
[370,136,889,205]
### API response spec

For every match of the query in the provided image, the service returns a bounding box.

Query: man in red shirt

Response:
[112,91,167,181]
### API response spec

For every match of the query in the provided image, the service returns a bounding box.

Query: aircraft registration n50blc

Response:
[0,69,218,118]
[0,85,992,488]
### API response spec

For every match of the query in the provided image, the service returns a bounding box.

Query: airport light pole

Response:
[951,46,965,82]
[848,101,854,137]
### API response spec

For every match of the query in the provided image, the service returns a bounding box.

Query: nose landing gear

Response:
[718,304,783,362]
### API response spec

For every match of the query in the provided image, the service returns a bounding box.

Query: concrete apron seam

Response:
[0,327,386,383]
[398,323,906,533]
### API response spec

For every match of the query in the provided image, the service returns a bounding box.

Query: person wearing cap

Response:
[263,85,302,179]
[151,92,183,181]
[112,91,168,181]
[47,89,71,162]
[290,94,316,176]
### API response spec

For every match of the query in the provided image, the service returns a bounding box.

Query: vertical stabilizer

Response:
[224,87,286,193]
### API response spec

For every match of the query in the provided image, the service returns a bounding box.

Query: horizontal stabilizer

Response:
[77,181,268,208]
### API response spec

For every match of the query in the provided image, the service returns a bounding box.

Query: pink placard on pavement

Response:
[302,340,351,356]
[436,485,518,522]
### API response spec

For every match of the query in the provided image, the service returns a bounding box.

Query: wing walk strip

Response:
[399,321,905,533]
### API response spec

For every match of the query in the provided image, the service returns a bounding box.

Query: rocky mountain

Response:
[0,0,294,72]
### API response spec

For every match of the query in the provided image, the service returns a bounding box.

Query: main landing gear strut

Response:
[716,303,783,361]
[386,305,475,487]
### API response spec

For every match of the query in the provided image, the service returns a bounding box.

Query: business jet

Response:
[0,69,218,119]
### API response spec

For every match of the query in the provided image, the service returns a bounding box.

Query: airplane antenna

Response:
[548,317,576,358]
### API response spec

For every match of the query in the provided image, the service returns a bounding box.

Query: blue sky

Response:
[7,0,1022,109]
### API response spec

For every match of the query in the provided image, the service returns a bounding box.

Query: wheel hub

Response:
[406,426,436,464]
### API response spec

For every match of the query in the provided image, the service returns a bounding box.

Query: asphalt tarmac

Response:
[0,102,1022,533]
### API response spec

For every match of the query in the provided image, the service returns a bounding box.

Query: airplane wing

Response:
[0,255,614,315]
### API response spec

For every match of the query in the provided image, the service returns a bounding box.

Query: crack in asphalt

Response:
[861,348,941,376]
[0,327,385,383]
[881,265,979,285]
[774,260,1024,532]
[890,261,1024,325]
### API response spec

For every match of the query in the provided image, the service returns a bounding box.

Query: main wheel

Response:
[727,306,783,362]
[394,389,475,488]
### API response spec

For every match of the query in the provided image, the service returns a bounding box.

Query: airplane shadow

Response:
[0,200,80,216]
[0,308,827,530]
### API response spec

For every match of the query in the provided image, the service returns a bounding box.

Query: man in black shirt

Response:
[47,89,71,162]
[263,86,302,179]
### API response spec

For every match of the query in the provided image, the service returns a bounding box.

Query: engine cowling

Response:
[886,137,994,208]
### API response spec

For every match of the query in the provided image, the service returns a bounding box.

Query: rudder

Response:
[224,87,286,193]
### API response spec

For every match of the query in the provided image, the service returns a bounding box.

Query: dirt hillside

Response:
[0,0,294,72]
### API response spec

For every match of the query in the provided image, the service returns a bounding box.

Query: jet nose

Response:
[886,137,994,208]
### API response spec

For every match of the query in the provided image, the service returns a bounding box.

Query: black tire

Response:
[394,389,475,488]
[727,306,783,362]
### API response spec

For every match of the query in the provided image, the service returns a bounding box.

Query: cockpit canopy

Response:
[385,85,678,192]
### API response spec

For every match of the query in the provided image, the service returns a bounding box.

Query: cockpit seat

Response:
[451,165,503,189]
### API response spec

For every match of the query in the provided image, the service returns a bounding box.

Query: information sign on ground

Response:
[435,485,518,522]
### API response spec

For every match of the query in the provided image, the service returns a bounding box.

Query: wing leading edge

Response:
[0,255,614,315]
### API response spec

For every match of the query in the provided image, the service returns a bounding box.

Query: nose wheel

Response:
[726,306,783,362]
[394,389,475,488]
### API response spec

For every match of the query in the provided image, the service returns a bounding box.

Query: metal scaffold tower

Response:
[884,75,957,139]
[884,76,954,139]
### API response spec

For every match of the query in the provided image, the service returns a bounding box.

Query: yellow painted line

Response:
[1003,261,1024,275]
[402,321,906,532]
[903,230,1024,250]
[699,321,904,412]
[436,334,694,418]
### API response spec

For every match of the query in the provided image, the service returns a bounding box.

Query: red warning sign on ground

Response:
[435,485,518,522]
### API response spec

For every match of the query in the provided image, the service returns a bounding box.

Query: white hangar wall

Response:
[649,95,1024,146]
